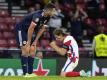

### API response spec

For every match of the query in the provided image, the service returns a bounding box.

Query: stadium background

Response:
[0,0,107,77]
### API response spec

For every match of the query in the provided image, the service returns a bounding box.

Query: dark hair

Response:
[44,3,55,10]
[53,29,65,36]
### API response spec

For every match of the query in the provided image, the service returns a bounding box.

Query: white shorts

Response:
[61,57,79,72]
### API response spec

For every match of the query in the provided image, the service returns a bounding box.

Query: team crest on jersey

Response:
[35,18,39,22]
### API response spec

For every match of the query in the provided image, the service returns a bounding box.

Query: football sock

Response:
[28,56,34,74]
[21,56,28,75]
[66,71,80,77]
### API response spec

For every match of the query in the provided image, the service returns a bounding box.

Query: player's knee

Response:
[22,46,29,53]
[30,46,35,52]
[21,48,29,57]
[29,46,36,57]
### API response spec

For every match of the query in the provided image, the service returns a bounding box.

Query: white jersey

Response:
[63,35,79,58]
[61,35,79,72]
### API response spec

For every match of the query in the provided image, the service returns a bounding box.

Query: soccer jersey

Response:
[63,35,79,59]
[15,10,50,47]
[16,10,50,32]
[61,35,79,72]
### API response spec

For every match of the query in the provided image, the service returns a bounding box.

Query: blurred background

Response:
[0,0,107,76]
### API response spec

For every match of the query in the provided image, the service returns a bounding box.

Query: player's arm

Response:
[32,24,47,46]
[33,19,48,45]
[73,8,79,19]
[35,25,47,42]
[50,41,67,56]
[27,21,37,44]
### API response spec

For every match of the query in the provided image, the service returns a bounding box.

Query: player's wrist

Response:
[27,41,30,45]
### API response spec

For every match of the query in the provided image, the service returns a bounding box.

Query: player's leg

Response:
[61,58,90,77]
[28,45,36,75]
[15,27,29,75]
[61,58,80,77]
[24,45,38,77]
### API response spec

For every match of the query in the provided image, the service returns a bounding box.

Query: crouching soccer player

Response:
[15,3,56,77]
[50,29,90,77]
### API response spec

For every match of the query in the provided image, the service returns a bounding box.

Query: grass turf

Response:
[0,76,106,80]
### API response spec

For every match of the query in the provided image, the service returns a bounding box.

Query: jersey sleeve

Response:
[64,39,71,46]
[63,36,71,49]
[62,44,69,49]
[32,14,40,25]
[63,36,72,45]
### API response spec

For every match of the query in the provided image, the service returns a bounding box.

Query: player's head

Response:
[53,29,65,42]
[43,3,57,17]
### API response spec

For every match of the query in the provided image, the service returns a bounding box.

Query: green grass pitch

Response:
[0,76,107,80]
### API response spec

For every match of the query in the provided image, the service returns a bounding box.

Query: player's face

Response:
[48,8,57,16]
[44,8,56,17]
[55,35,64,42]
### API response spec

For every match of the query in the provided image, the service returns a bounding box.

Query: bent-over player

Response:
[15,3,56,77]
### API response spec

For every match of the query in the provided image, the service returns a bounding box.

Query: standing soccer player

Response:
[50,29,90,77]
[15,3,56,77]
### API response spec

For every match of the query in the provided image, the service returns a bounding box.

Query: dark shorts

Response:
[15,23,36,48]
[15,23,27,47]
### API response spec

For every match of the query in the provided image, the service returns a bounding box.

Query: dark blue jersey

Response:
[15,10,51,47]
[17,10,50,32]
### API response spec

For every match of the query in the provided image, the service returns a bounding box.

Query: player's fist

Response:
[50,41,56,47]
[32,39,38,46]
[25,45,30,54]
[32,42,36,47]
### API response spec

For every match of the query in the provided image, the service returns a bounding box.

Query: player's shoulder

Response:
[22,10,42,19]
[63,35,72,46]
[63,35,76,45]
[63,35,73,43]
[32,10,43,17]
[64,35,74,41]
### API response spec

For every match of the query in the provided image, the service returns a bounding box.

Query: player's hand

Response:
[32,41,37,47]
[26,41,31,45]
[23,42,30,54]
[21,44,30,56]
[50,41,56,47]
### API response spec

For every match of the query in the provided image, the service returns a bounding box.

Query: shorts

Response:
[61,57,79,72]
[15,23,27,47]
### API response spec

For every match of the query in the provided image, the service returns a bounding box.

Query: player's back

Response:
[16,10,43,31]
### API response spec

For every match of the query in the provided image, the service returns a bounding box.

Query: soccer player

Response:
[15,3,56,77]
[50,29,90,77]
